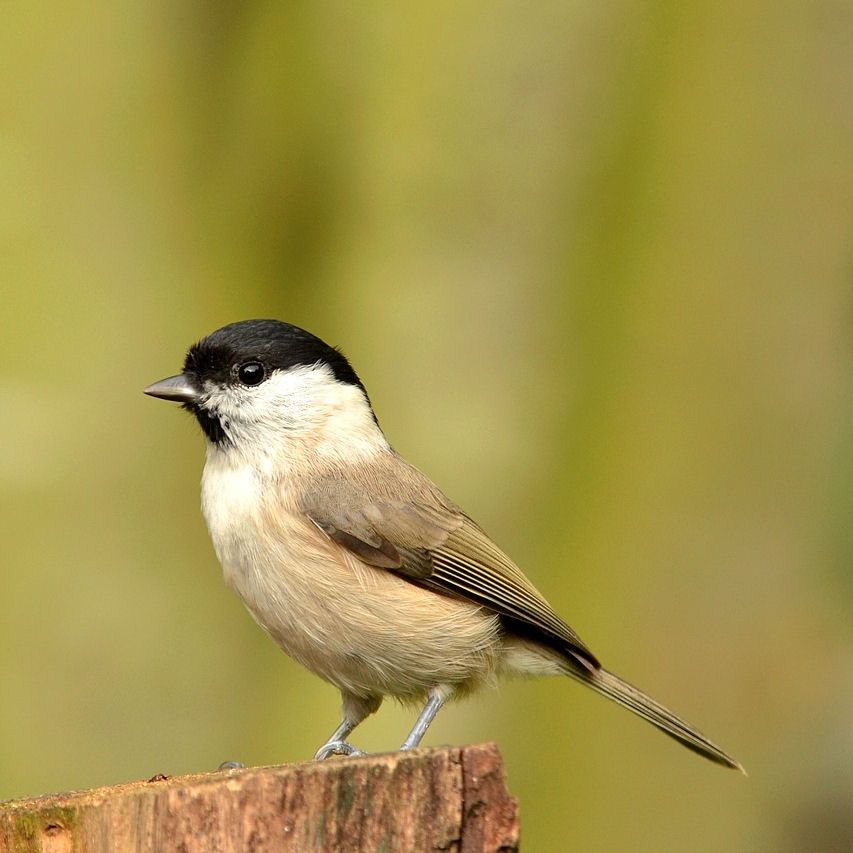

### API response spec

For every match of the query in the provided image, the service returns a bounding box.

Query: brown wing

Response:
[299,456,599,673]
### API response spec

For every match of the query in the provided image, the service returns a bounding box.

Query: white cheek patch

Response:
[235,364,345,427]
[202,363,387,461]
[203,367,316,426]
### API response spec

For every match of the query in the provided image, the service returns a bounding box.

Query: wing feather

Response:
[299,455,599,672]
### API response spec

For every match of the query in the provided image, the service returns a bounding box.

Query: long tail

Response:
[564,664,744,772]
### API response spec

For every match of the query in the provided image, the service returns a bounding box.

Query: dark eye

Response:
[237,361,266,386]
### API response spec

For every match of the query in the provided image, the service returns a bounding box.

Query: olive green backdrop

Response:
[1,3,851,851]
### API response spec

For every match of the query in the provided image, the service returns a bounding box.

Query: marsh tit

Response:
[144,319,741,770]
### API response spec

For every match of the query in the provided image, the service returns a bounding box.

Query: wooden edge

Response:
[0,742,519,852]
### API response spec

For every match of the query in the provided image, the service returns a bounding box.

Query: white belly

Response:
[200,455,501,699]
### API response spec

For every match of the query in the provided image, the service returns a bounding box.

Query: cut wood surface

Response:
[0,742,519,852]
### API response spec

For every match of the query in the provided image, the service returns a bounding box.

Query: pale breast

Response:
[200,454,502,699]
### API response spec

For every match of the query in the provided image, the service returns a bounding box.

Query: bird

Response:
[144,319,742,770]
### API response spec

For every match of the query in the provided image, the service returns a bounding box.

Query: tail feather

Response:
[565,665,744,772]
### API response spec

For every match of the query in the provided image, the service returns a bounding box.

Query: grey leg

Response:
[314,692,381,761]
[314,718,363,760]
[400,686,452,751]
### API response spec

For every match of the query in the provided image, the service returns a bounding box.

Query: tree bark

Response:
[0,743,519,852]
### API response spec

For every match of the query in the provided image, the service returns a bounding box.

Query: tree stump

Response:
[0,743,519,852]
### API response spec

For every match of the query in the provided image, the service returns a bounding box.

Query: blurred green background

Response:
[2,3,852,851]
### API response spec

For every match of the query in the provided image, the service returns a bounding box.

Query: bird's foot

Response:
[314,740,364,760]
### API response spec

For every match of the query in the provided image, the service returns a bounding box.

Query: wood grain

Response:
[0,743,519,852]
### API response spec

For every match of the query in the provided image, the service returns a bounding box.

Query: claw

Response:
[314,740,365,761]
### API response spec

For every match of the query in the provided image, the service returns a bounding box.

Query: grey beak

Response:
[143,373,201,403]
